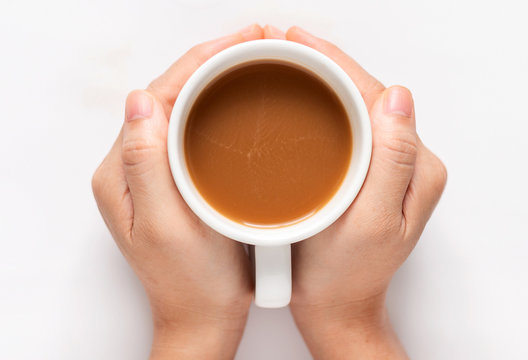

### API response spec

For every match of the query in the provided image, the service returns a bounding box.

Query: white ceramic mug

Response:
[167,39,371,308]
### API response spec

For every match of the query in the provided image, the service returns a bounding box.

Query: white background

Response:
[1,0,527,359]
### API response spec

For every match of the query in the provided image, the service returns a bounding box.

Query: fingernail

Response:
[265,24,285,38]
[125,90,153,122]
[239,24,257,36]
[383,86,413,117]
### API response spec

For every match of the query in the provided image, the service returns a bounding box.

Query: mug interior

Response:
[168,40,371,247]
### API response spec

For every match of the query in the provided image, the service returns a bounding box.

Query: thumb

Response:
[121,89,183,221]
[361,86,418,213]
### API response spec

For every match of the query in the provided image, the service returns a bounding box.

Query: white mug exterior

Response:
[167,40,371,308]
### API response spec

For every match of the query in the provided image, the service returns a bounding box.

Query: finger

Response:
[92,129,133,239]
[148,24,264,118]
[263,24,286,39]
[402,140,447,239]
[285,26,384,110]
[359,86,418,214]
[121,89,185,225]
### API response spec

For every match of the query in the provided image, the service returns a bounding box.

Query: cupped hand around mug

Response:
[92,25,264,360]
[264,25,447,358]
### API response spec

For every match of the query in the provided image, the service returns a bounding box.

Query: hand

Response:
[92,25,263,360]
[264,25,447,359]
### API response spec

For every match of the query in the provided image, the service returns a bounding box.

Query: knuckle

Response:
[121,137,157,168]
[132,217,158,241]
[147,76,170,97]
[147,77,163,94]
[364,213,404,242]
[131,218,174,247]
[382,131,418,168]
[366,81,386,102]
[432,155,448,193]
[360,201,403,238]
[187,44,211,68]
[146,81,174,115]
[91,164,105,198]
[376,215,403,239]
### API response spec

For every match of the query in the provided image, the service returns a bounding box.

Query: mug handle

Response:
[254,244,292,308]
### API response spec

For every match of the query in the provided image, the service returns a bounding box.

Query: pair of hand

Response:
[92,24,446,359]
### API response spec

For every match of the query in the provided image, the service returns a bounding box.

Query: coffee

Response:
[184,61,352,227]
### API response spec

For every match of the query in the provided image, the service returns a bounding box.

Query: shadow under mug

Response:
[168,39,372,308]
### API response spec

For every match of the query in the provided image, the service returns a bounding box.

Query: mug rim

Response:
[168,39,372,247]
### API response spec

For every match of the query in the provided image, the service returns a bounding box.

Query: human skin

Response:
[93,22,447,359]
[263,25,447,359]
[92,25,264,360]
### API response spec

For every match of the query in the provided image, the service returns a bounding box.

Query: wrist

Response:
[291,292,408,359]
[291,290,387,329]
[149,308,249,360]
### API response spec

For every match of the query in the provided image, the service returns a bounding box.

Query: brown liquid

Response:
[185,62,352,227]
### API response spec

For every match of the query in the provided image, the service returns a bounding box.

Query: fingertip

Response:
[383,86,414,118]
[123,89,166,142]
[125,90,153,122]
[369,86,418,173]
[263,24,286,39]
[238,23,263,41]
[285,26,296,41]
[286,26,310,40]
[121,89,168,180]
